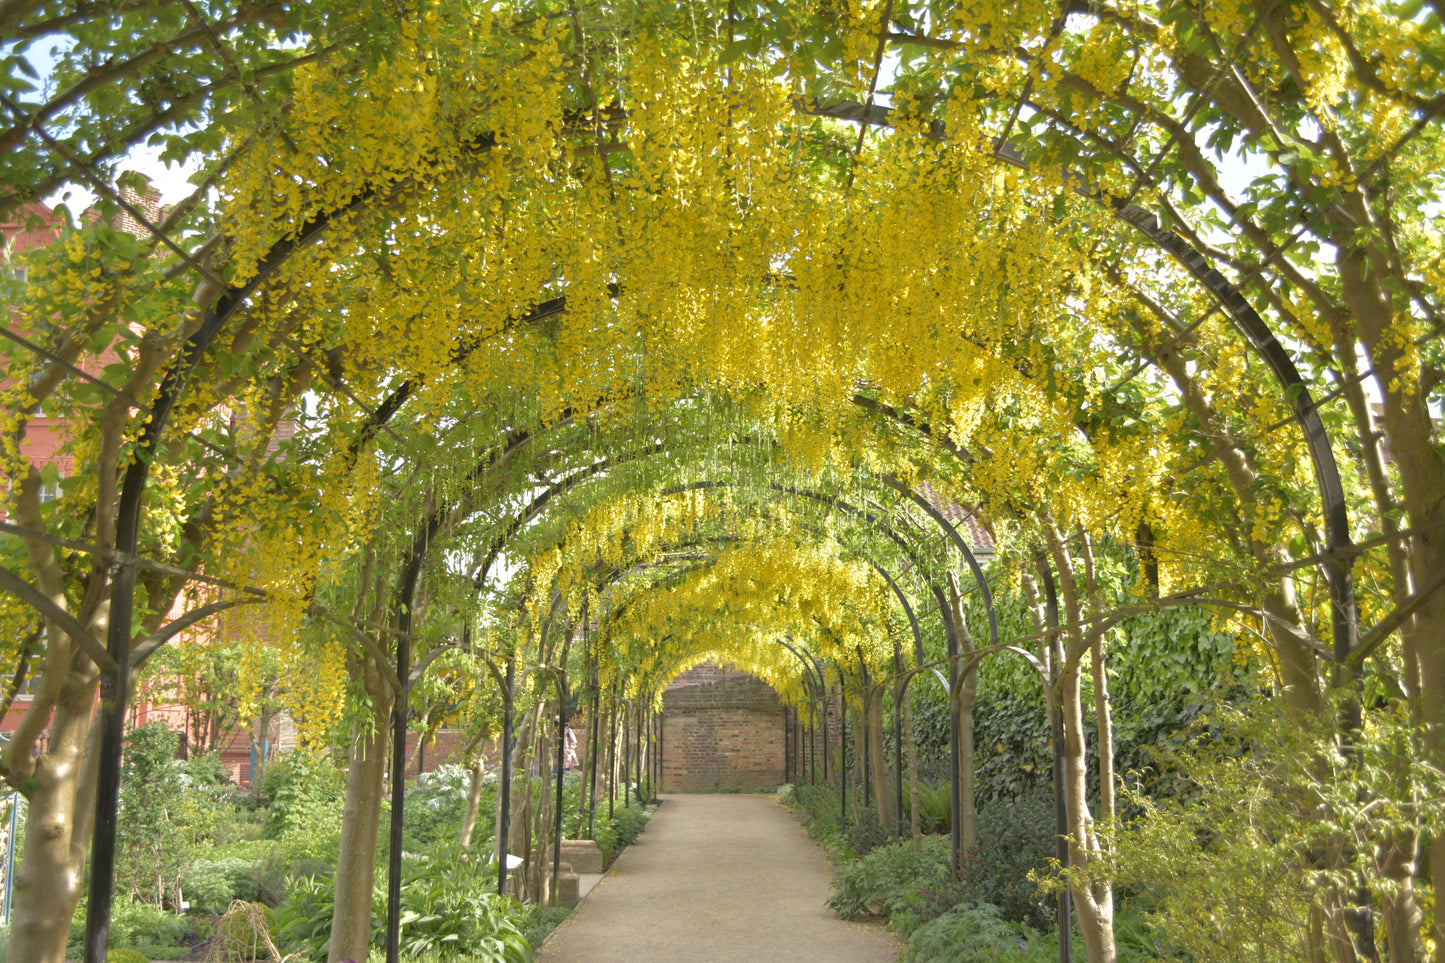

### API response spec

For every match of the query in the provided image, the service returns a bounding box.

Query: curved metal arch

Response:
[879,475,999,649]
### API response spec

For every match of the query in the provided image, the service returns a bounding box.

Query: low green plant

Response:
[775,783,796,806]
[594,803,651,863]
[106,949,150,963]
[404,764,475,847]
[828,836,951,923]
[916,781,951,835]
[902,901,1048,963]
[273,845,530,962]
[184,856,264,914]
[1113,904,1179,960]
[271,874,349,962]
[71,897,192,956]
[514,904,570,950]
[790,783,842,848]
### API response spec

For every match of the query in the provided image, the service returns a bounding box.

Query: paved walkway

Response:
[537,794,903,963]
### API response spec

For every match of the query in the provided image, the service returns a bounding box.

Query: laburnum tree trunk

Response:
[458,748,487,848]
[866,684,895,832]
[946,572,978,855]
[1045,520,1117,963]
[6,651,103,963]
[507,706,539,901]
[329,646,395,963]
[904,689,922,846]
[1332,214,1445,962]
[5,476,109,963]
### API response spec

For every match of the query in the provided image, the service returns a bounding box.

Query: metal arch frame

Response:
[69,79,1357,951]
[775,636,829,785]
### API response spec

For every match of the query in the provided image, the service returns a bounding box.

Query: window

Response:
[36,468,63,503]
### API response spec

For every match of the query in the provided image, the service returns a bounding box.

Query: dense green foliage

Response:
[272,856,532,962]
[260,751,347,843]
[50,751,656,959]
[1095,698,1445,963]
[116,723,225,907]
[908,591,1252,810]
[827,837,953,924]
[593,802,654,865]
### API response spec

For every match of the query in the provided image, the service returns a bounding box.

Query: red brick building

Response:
[661,663,788,792]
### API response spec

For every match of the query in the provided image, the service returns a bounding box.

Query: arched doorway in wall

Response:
[661,663,787,794]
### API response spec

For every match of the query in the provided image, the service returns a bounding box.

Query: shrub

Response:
[177,752,232,789]
[106,950,150,963]
[183,856,263,914]
[252,842,337,904]
[404,764,473,847]
[842,806,891,857]
[958,788,1059,931]
[594,803,651,864]
[828,836,952,922]
[514,904,571,950]
[775,783,796,806]
[259,752,344,841]
[117,722,224,907]
[903,902,1047,963]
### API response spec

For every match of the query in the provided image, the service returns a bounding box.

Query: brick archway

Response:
[661,663,787,792]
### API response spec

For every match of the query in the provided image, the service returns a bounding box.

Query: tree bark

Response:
[947,571,978,856]
[1046,521,1117,963]
[328,649,394,963]
[867,685,895,831]
[459,752,487,848]
[7,653,103,963]
[904,690,921,846]
[1079,531,1116,826]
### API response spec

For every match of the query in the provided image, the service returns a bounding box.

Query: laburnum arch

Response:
[1,2,1442,962]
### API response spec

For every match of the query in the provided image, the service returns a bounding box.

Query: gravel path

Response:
[537,793,903,963]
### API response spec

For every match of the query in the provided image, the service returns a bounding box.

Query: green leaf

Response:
[719,38,752,65]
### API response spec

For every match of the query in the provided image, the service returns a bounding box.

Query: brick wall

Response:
[661,663,785,792]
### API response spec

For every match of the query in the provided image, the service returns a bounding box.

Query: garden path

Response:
[536,793,903,963]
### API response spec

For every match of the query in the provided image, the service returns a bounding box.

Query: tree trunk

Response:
[529,705,556,905]
[328,650,393,963]
[7,653,103,963]
[250,704,275,794]
[947,571,978,856]
[867,685,895,831]
[904,690,921,846]
[1046,522,1117,963]
[1079,532,1116,825]
[459,753,486,848]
